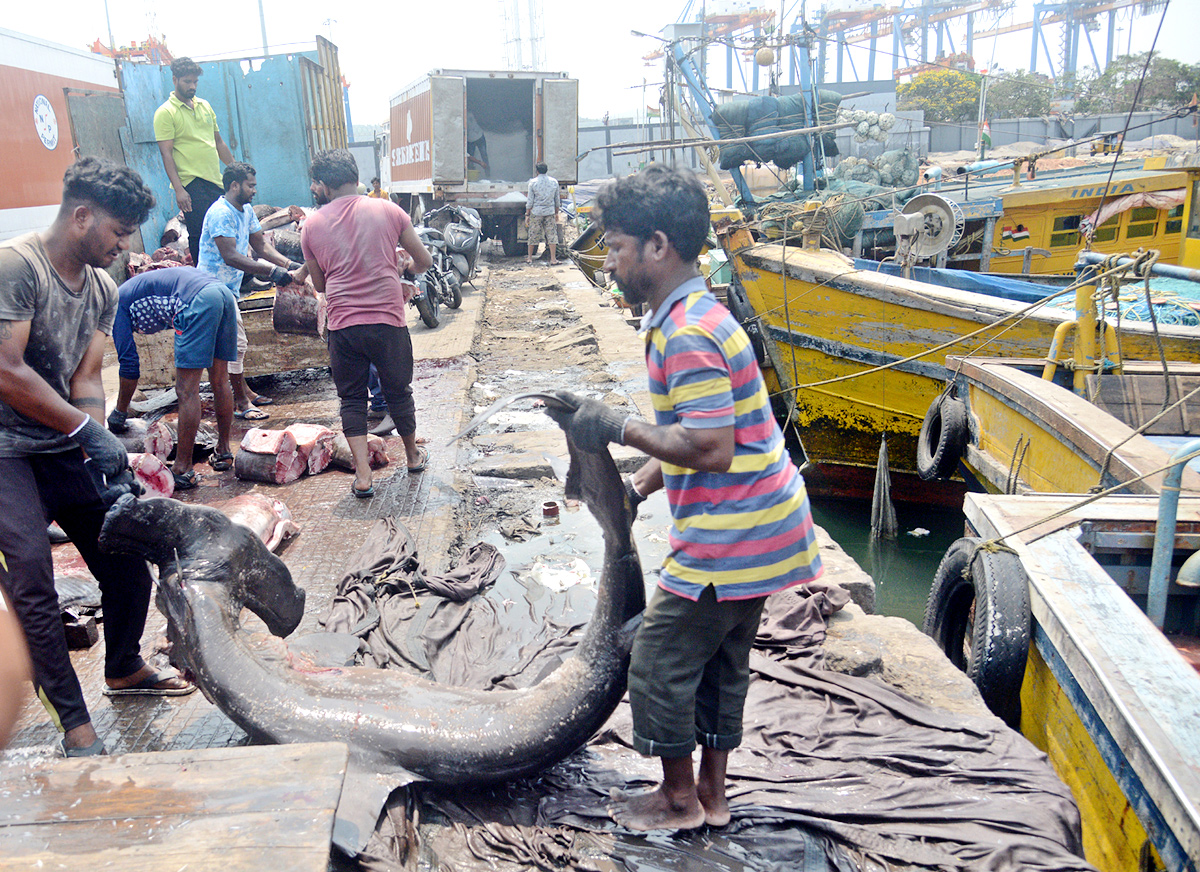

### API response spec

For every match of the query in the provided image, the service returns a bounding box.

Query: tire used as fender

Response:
[922,537,1030,728]
[916,395,968,481]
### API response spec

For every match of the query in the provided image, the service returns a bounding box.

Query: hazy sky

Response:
[4,0,1194,126]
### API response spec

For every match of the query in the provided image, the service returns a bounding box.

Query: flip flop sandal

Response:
[172,469,200,490]
[61,736,106,757]
[234,407,270,421]
[252,396,275,406]
[210,451,234,472]
[351,481,375,498]
[103,669,196,697]
[407,446,429,473]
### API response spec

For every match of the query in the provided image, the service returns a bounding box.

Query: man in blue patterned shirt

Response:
[107,266,237,488]
[196,162,300,419]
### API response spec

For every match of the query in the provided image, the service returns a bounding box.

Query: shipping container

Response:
[386,69,578,255]
[120,37,348,250]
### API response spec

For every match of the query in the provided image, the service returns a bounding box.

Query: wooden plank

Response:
[242,307,330,376]
[1087,374,1200,436]
[0,742,348,872]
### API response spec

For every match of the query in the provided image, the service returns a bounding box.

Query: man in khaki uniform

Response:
[154,57,234,266]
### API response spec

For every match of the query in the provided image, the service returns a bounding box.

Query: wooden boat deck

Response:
[0,742,348,871]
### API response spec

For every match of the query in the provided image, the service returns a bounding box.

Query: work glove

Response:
[287,260,303,271]
[106,408,129,434]
[269,266,294,287]
[74,415,128,479]
[624,476,646,514]
[545,390,630,453]
[84,462,143,509]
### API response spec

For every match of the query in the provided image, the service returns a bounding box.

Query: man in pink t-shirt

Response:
[300,149,432,496]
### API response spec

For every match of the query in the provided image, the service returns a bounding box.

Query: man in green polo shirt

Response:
[154,57,235,267]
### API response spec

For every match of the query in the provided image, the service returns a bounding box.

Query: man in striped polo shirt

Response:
[550,164,822,831]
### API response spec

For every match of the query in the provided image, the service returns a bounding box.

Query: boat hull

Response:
[725,241,1200,494]
[950,358,1200,495]
[965,494,1200,872]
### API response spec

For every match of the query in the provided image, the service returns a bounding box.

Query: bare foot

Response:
[610,786,706,831]
[697,785,731,827]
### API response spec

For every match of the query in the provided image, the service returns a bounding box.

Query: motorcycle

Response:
[407,224,462,329]
[425,204,482,287]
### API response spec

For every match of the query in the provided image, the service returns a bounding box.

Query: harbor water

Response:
[809,497,967,627]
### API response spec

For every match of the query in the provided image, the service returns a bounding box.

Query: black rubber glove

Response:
[624,476,646,514]
[287,260,303,271]
[74,416,128,478]
[545,390,630,453]
[269,266,293,287]
[106,408,129,434]
[84,462,143,509]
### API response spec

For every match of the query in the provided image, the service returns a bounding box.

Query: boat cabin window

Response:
[1166,204,1184,235]
[1125,206,1159,240]
[1189,180,1200,239]
[1092,215,1119,243]
[1050,215,1081,248]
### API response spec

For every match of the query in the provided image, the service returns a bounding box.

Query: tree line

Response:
[895,53,1200,123]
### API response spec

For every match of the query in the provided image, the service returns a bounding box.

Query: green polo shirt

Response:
[153,92,222,188]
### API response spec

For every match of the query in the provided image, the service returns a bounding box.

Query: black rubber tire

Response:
[916,396,969,481]
[500,218,521,257]
[413,291,439,329]
[446,272,463,309]
[923,537,1031,728]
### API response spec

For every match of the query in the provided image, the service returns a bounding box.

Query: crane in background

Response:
[815,0,1169,84]
[503,0,546,71]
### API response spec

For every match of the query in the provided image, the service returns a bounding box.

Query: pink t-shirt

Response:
[300,196,413,331]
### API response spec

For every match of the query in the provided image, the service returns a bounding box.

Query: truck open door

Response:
[431,75,465,185]
[543,78,578,185]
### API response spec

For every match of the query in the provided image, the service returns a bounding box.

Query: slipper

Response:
[251,396,275,406]
[172,469,200,490]
[351,481,374,499]
[61,736,106,758]
[103,669,196,697]
[210,451,234,472]
[525,257,532,264]
[234,407,270,421]
[407,446,429,473]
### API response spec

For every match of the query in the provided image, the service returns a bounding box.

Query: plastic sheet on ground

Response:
[324,520,1096,872]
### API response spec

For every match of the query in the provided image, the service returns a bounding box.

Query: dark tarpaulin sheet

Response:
[325,519,1096,872]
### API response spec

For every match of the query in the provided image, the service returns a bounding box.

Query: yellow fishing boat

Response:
[715,205,1200,503]
[854,153,1200,275]
[936,356,1200,497]
[933,492,1200,872]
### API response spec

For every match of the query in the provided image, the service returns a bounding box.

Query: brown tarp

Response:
[324,519,1096,872]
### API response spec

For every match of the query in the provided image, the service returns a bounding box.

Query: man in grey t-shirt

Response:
[0,158,195,758]
[525,162,562,265]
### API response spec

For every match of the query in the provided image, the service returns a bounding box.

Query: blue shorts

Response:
[173,282,238,370]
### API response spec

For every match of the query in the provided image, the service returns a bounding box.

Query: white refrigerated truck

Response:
[384,69,578,256]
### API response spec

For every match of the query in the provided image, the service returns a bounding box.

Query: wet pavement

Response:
[5,257,491,757]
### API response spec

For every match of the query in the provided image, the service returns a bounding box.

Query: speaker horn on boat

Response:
[899,194,964,259]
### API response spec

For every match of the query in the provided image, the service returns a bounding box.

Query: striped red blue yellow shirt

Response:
[641,276,823,601]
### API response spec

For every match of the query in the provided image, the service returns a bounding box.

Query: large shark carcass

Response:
[98,395,646,855]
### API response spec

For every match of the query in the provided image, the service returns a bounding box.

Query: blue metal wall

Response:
[121,52,329,249]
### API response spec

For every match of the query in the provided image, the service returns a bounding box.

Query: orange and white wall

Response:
[0,28,119,241]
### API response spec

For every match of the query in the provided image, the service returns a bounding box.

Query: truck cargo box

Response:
[387,69,577,255]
